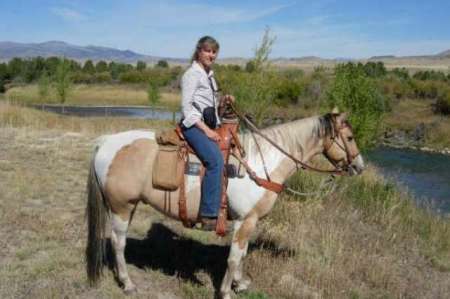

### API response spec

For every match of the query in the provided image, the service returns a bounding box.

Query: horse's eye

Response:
[347,136,353,142]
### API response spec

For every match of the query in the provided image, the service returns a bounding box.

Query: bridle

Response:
[322,119,361,172]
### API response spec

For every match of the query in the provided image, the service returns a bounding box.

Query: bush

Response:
[54,58,73,104]
[326,63,387,150]
[0,80,5,93]
[147,81,160,105]
[434,89,450,115]
[93,72,112,83]
[156,60,169,68]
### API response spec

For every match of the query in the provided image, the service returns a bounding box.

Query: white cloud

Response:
[50,7,86,22]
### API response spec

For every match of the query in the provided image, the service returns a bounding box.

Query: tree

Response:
[249,27,276,73]
[8,58,24,79]
[156,60,169,68]
[38,72,51,102]
[96,60,108,73]
[136,60,147,71]
[54,58,73,106]
[83,60,95,74]
[147,80,160,105]
[326,63,387,150]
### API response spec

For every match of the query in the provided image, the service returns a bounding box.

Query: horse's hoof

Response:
[123,284,137,295]
[233,278,251,293]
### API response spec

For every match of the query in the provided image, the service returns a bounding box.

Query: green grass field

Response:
[1,102,449,298]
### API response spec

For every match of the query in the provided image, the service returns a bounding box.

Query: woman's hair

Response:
[191,36,220,62]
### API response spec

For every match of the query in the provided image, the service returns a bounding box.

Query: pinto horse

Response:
[85,111,365,299]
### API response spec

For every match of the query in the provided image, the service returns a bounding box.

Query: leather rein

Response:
[228,104,359,193]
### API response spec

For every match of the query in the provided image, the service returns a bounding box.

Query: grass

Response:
[4,83,181,110]
[1,102,450,298]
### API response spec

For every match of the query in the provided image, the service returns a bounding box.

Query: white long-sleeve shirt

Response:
[181,61,220,128]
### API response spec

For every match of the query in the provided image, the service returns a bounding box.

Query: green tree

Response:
[147,80,160,105]
[326,63,387,150]
[156,60,169,68]
[54,58,73,106]
[38,72,51,101]
[83,60,95,74]
[8,58,24,79]
[249,27,276,73]
[136,60,147,71]
[0,80,5,93]
[44,57,60,75]
[96,60,108,73]
[0,63,9,81]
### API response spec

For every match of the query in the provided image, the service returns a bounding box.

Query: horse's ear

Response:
[331,107,340,115]
[335,112,349,128]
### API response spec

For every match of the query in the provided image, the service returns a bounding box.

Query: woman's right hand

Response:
[205,128,221,142]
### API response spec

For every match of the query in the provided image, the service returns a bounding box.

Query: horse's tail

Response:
[85,143,109,286]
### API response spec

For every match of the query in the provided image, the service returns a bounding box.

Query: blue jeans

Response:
[182,126,224,218]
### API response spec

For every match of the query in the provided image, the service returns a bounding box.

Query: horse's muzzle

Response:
[348,155,365,176]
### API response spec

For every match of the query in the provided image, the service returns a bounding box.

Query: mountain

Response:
[0,41,187,64]
[437,49,450,57]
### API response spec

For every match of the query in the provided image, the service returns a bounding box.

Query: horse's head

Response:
[322,109,365,176]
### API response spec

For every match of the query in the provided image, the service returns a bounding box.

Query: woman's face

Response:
[197,45,218,70]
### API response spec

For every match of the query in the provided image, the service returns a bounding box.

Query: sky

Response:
[1,0,449,59]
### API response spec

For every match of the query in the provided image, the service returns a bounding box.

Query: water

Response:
[33,104,182,122]
[368,146,450,215]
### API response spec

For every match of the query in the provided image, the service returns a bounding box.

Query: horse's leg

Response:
[111,210,136,294]
[220,215,258,299]
[232,240,251,292]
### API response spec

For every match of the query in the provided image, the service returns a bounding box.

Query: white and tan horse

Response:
[85,111,364,299]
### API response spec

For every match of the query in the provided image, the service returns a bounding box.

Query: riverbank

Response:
[1,103,449,298]
[382,98,450,155]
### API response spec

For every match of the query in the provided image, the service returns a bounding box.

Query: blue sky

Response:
[1,0,449,58]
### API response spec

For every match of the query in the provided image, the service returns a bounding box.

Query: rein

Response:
[229,103,349,177]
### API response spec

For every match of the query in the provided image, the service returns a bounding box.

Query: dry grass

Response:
[5,83,181,109]
[383,98,450,149]
[1,103,450,299]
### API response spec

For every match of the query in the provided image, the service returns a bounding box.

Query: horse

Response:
[85,110,365,299]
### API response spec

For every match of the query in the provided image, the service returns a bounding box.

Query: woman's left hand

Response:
[222,94,235,105]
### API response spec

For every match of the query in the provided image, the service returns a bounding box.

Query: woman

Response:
[180,36,234,230]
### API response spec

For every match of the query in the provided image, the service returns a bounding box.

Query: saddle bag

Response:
[152,129,186,191]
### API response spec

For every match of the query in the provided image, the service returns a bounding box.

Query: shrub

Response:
[413,70,447,81]
[93,71,112,83]
[0,80,5,93]
[326,62,387,150]
[147,81,160,105]
[38,72,51,101]
[156,60,169,68]
[54,58,73,104]
[434,88,450,115]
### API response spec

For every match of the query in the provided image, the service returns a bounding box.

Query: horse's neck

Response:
[240,116,324,181]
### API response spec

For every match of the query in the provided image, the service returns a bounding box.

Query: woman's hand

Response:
[205,127,221,142]
[196,121,221,142]
[220,94,235,106]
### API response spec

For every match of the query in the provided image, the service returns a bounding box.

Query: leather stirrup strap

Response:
[215,174,228,236]
[178,149,192,228]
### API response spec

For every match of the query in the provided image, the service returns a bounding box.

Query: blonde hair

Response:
[191,36,220,62]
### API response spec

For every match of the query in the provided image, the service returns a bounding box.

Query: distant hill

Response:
[0,40,449,70]
[0,41,188,64]
[437,49,450,57]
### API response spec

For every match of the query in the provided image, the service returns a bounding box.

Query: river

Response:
[368,146,450,216]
